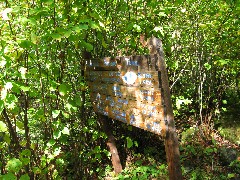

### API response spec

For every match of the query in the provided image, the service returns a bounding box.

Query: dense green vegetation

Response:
[0,0,239,179]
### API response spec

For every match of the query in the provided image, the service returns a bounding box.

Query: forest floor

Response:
[104,105,240,179]
[109,128,240,179]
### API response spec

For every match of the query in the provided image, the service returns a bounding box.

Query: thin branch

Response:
[2,108,20,152]
[170,59,190,90]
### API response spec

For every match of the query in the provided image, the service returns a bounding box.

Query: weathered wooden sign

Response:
[85,55,167,136]
[84,37,183,179]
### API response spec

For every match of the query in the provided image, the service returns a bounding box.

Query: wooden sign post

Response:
[85,39,183,179]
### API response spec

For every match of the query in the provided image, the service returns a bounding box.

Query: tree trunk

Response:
[2,108,20,155]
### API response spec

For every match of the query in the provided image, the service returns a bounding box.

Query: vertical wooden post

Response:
[148,37,183,179]
[98,114,123,174]
[158,50,183,180]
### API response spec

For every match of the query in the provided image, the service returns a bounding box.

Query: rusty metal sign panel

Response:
[85,55,167,136]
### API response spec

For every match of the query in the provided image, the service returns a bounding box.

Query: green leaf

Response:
[222,100,227,104]
[204,147,214,154]
[95,153,101,159]
[2,173,17,180]
[53,147,61,157]
[158,12,167,16]
[42,0,54,5]
[0,121,7,132]
[4,134,10,144]
[20,86,30,92]
[176,97,192,109]
[51,33,62,41]
[79,24,89,29]
[6,158,23,173]
[59,83,68,96]
[31,32,38,44]
[153,26,164,36]
[63,30,72,38]
[228,174,235,178]
[19,40,33,49]
[102,40,107,48]
[75,96,82,106]
[20,174,30,180]
[204,63,211,70]
[62,127,70,135]
[20,158,30,165]
[56,158,65,166]
[53,130,61,139]
[216,59,229,66]
[0,100,4,114]
[66,102,77,112]
[5,94,18,109]
[126,137,133,148]
[47,139,56,147]
[33,166,41,174]
[21,149,31,156]
[60,134,68,144]
[134,141,138,147]
[133,24,141,32]
[16,121,24,130]
[72,25,88,33]
[28,18,37,25]
[52,110,60,118]
[62,112,70,118]
[222,107,227,111]
[128,126,132,131]
[11,82,21,94]
[49,80,58,91]
[90,22,99,29]
[81,41,93,51]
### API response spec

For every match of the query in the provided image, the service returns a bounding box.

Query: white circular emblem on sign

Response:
[122,72,137,85]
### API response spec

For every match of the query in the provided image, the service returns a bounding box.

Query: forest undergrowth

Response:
[103,120,240,180]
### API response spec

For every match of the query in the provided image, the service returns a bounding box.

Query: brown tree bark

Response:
[2,108,20,154]
[98,114,123,174]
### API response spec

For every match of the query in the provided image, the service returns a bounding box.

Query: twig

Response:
[170,59,190,90]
